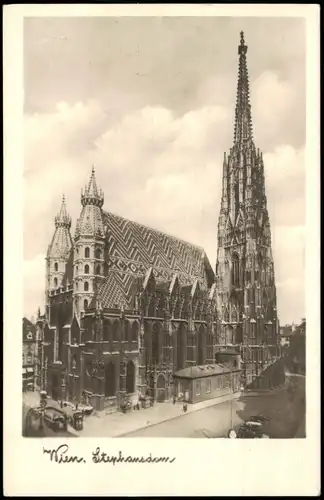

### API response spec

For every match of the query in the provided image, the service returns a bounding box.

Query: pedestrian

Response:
[183,402,187,413]
[173,395,176,405]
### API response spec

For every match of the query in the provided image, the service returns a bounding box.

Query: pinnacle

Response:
[234,31,253,144]
[55,195,71,228]
[81,167,104,208]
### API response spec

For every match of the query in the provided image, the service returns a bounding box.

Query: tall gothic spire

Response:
[234,31,253,145]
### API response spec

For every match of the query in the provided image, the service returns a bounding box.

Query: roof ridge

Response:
[103,210,206,253]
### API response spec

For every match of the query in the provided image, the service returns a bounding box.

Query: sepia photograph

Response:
[21,15,308,440]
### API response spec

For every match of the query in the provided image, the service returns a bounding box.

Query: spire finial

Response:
[81,166,104,208]
[234,31,252,144]
[54,194,71,229]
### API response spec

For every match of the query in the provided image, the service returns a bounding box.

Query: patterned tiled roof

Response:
[93,211,215,310]
[102,211,215,287]
[95,272,142,309]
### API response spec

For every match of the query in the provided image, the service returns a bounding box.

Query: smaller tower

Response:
[73,167,105,318]
[46,196,73,310]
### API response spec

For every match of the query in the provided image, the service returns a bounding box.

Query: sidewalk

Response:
[78,391,242,438]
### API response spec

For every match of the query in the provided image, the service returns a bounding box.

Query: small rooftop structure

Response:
[174,363,240,380]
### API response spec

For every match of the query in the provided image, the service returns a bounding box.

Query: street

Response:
[21,373,305,438]
[122,373,305,438]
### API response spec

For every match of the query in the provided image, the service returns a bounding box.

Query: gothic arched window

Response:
[152,323,161,365]
[85,247,90,258]
[84,264,89,274]
[232,253,240,287]
[95,248,101,259]
[54,262,58,272]
[131,322,138,342]
[113,321,119,341]
[96,265,101,275]
[123,320,129,342]
[84,281,89,292]
[54,277,58,288]
[103,320,110,341]
[84,299,88,310]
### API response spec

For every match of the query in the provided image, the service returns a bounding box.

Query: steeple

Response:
[47,195,73,259]
[75,167,105,238]
[215,32,279,387]
[73,167,106,318]
[81,166,104,208]
[46,195,73,300]
[55,195,72,229]
[234,31,253,145]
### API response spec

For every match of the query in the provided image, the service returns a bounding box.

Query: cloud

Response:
[24,97,305,324]
[252,71,305,151]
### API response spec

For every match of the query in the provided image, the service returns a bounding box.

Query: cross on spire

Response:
[234,31,253,144]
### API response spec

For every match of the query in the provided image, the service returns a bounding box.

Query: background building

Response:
[285,319,306,375]
[22,317,37,391]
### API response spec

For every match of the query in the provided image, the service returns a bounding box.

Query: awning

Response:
[26,367,34,373]
[22,368,27,374]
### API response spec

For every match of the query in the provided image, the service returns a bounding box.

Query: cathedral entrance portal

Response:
[156,374,166,403]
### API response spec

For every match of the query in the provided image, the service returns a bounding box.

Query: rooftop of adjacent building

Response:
[174,363,241,380]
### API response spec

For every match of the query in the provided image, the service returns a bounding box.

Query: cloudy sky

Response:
[23,16,305,324]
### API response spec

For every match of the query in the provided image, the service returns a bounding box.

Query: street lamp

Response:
[72,357,78,410]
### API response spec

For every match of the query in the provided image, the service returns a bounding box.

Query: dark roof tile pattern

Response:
[102,211,215,287]
[93,211,215,310]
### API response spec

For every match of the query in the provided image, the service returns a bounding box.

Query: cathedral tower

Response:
[215,32,279,386]
[46,195,73,298]
[73,167,105,317]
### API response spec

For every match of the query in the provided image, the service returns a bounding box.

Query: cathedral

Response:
[38,32,281,411]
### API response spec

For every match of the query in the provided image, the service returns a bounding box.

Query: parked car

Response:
[249,415,270,424]
[228,416,271,439]
[44,408,68,432]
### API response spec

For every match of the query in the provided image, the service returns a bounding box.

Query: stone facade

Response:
[39,32,282,411]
